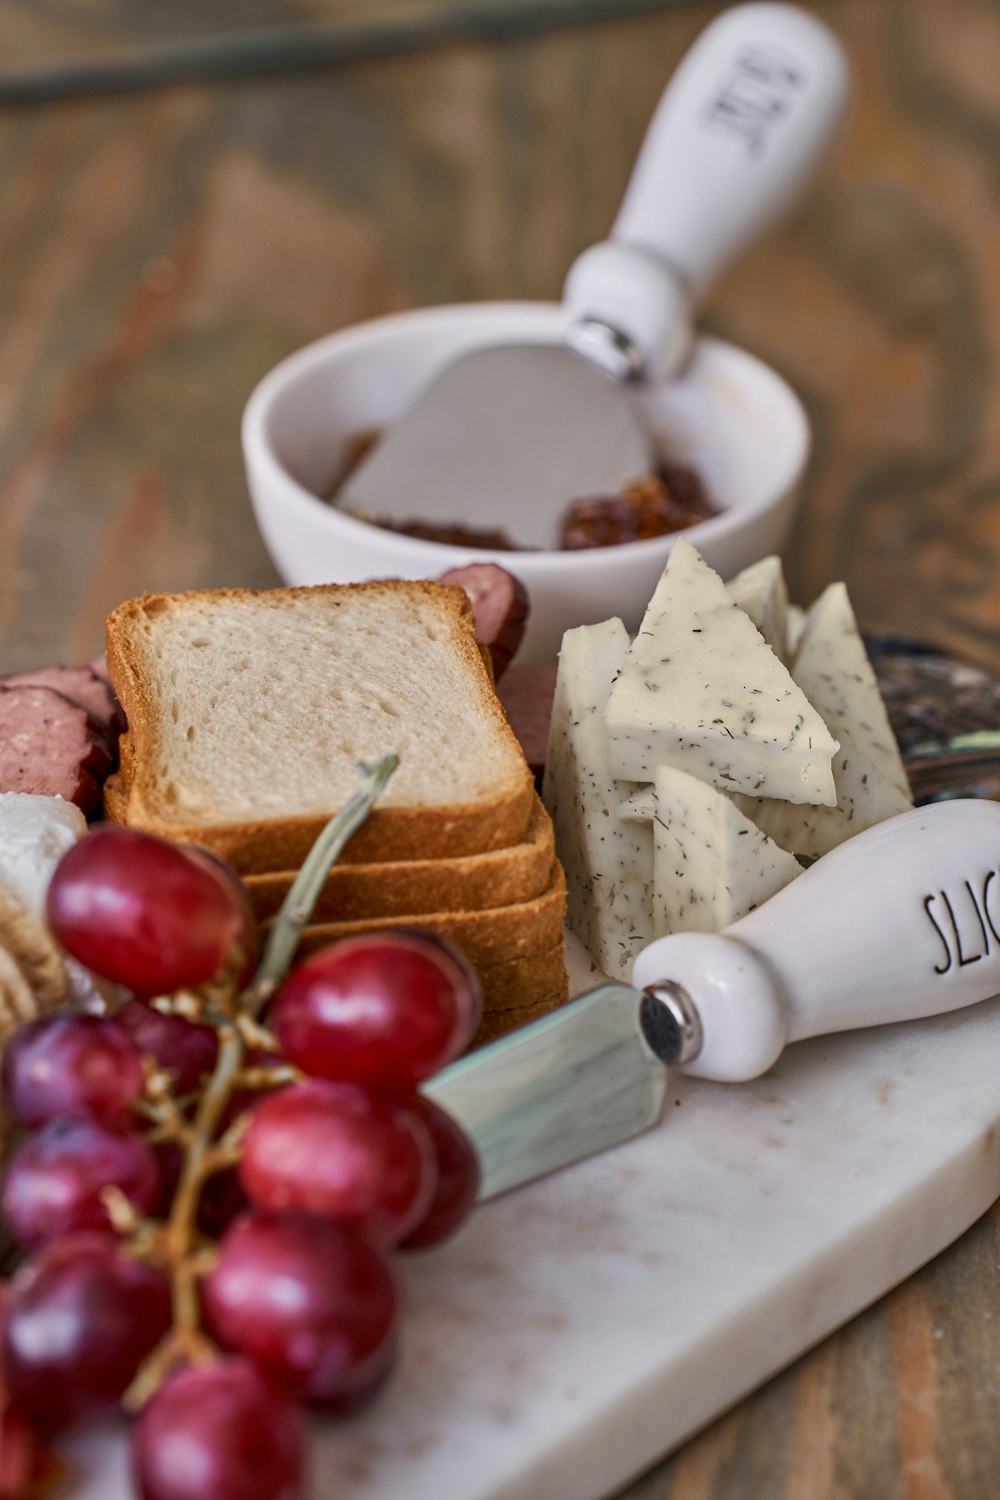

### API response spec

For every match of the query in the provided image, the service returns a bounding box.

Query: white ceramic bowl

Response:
[242,303,810,664]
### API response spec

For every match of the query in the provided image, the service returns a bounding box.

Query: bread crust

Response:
[106,581,534,866]
[103,770,127,823]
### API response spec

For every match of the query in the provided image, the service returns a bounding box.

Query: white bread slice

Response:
[470,941,568,1046]
[285,860,566,968]
[243,796,554,922]
[104,776,554,920]
[107,769,566,1039]
[475,992,568,1047]
[476,941,567,1014]
[106,582,534,869]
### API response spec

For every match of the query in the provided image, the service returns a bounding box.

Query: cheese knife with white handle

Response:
[341,4,849,548]
[425,800,1000,1200]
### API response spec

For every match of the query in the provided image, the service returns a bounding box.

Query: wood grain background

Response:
[2,1,1000,1494]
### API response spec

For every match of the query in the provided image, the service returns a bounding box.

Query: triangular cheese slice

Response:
[542,620,653,982]
[604,539,839,805]
[734,739,913,858]
[733,586,914,855]
[727,555,789,662]
[651,766,802,936]
[794,582,911,797]
[786,603,807,660]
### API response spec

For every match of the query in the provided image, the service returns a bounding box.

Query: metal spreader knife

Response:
[425,800,1000,1201]
[341,4,849,548]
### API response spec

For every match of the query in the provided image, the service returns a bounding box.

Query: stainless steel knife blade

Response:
[423,981,679,1202]
[339,346,652,551]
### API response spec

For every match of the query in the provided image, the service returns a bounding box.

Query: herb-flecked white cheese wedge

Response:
[727,555,790,663]
[603,539,839,804]
[733,737,913,859]
[651,766,802,936]
[786,604,807,661]
[542,619,653,982]
[617,787,656,822]
[733,583,913,856]
[793,582,911,797]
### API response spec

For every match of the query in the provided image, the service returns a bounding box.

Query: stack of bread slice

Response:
[102,581,567,1045]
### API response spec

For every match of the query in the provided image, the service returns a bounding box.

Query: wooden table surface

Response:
[2,0,999,1494]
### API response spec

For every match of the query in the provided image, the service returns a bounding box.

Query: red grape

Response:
[239,1080,435,1244]
[0,1402,53,1500]
[132,1357,306,1500]
[203,1212,397,1406]
[2,1116,161,1249]
[270,930,482,1089]
[319,1362,395,1418]
[115,998,219,1094]
[3,1234,171,1432]
[399,1095,480,1250]
[0,1282,57,1498]
[46,826,258,996]
[152,1140,183,1216]
[153,1147,246,1234]
[1,1014,144,1129]
[197,1167,249,1238]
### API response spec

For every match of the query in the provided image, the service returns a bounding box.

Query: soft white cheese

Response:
[0,792,86,917]
[727,556,790,663]
[649,766,802,936]
[604,539,839,804]
[542,620,653,982]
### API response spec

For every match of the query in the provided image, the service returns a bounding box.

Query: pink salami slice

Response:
[0,685,114,814]
[0,682,119,769]
[438,563,529,679]
[3,663,126,737]
[497,665,557,779]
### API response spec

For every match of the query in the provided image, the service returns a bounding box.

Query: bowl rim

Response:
[242,301,811,576]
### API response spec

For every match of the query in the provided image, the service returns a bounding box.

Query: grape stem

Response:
[123,754,398,1410]
[242,754,400,1017]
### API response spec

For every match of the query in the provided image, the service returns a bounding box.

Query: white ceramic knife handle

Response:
[631,801,1000,1083]
[563,3,849,379]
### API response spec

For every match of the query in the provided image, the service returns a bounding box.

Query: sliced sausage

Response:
[496,665,557,779]
[3,663,126,737]
[0,686,115,815]
[0,682,119,769]
[438,563,529,680]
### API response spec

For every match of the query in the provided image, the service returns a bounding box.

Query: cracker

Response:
[0,940,40,1037]
[0,888,68,1012]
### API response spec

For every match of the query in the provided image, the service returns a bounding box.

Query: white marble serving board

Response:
[68,938,1000,1500]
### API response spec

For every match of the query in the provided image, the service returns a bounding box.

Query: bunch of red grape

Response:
[0,826,482,1500]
